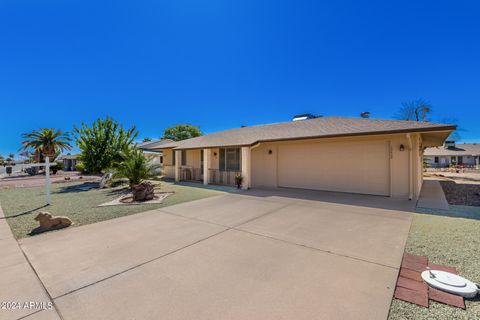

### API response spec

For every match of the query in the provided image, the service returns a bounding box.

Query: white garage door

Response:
[278,140,390,196]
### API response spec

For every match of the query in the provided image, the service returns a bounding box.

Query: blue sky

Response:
[1,0,479,156]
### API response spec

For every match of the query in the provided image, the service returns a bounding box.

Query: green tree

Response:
[113,148,160,188]
[163,124,202,141]
[394,99,432,122]
[20,128,72,161]
[74,117,138,174]
[142,137,152,143]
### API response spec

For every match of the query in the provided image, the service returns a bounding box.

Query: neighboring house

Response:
[153,117,455,200]
[424,141,480,168]
[58,154,78,171]
[137,139,175,165]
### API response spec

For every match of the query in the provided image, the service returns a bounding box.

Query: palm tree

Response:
[21,128,72,162]
[114,148,160,188]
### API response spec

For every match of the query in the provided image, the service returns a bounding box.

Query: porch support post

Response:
[406,134,413,200]
[203,149,210,185]
[175,150,181,182]
[241,146,251,190]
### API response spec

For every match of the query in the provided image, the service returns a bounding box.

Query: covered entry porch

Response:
[162,147,252,189]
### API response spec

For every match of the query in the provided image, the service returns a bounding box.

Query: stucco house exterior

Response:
[153,117,455,200]
[424,141,480,168]
[58,154,78,171]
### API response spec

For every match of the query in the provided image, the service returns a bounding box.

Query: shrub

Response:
[51,161,64,174]
[113,148,160,188]
[234,174,243,189]
[75,162,86,173]
[74,117,138,174]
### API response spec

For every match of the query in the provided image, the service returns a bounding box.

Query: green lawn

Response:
[0,181,225,239]
[389,206,480,320]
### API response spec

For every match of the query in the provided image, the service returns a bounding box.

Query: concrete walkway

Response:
[0,203,61,320]
[11,189,413,320]
[417,178,450,210]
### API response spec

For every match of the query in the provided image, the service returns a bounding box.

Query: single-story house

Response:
[424,141,480,168]
[58,154,78,171]
[153,117,455,200]
[137,139,175,165]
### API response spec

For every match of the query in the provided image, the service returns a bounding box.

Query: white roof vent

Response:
[445,141,456,149]
[292,114,319,121]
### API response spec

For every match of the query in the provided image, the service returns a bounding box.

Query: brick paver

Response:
[395,252,466,310]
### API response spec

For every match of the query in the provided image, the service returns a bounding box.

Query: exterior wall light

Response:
[399,144,405,152]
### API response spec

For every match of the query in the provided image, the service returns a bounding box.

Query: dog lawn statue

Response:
[31,212,73,234]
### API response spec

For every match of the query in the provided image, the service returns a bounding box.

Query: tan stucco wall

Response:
[390,136,410,198]
[209,148,220,170]
[184,149,202,168]
[162,149,175,178]
[251,144,278,187]
[163,149,174,166]
[160,133,424,199]
[251,134,423,199]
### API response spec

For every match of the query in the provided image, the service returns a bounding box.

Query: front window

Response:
[181,150,187,166]
[434,156,439,163]
[458,156,463,165]
[219,148,241,171]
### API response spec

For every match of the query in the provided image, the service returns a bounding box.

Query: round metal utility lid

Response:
[421,269,479,298]
[432,271,466,287]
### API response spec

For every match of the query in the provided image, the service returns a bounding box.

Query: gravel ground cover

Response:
[0,181,224,238]
[440,180,480,206]
[389,206,480,319]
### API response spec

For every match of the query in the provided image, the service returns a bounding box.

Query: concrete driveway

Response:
[18,188,413,320]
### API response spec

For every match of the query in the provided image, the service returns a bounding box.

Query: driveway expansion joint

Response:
[51,203,294,300]
[233,228,400,270]
[18,244,65,320]
[232,203,293,228]
[51,227,229,300]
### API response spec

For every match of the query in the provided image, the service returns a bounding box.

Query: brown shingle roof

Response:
[424,144,480,156]
[160,117,455,150]
[137,139,175,150]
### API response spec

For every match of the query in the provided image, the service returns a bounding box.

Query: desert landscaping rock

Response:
[440,180,480,206]
[98,191,174,206]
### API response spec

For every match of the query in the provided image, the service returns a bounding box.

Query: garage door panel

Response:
[278,141,390,196]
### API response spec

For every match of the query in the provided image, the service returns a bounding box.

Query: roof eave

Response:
[247,125,457,147]
[154,125,456,150]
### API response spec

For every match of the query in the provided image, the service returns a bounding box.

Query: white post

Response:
[203,149,210,185]
[175,150,181,182]
[45,156,51,205]
[406,134,413,200]
[241,147,251,190]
